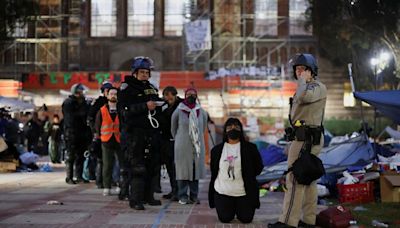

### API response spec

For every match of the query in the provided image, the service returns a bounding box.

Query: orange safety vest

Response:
[100,105,120,143]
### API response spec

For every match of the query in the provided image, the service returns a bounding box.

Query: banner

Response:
[184,19,212,52]
[205,66,285,80]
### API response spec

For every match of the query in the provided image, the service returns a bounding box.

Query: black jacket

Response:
[160,97,183,140]
[88,96,108,132]
[61,95,90,143]
[208,141,263,209]
[118,76,163,131]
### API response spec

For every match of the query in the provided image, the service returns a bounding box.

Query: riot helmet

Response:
[131,56,154,74]
[292,53,318,79]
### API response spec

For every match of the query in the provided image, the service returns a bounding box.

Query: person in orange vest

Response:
[95,87,123,196]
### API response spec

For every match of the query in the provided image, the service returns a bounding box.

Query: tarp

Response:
[0,96,35,112]
[353,90,400,124]
[259,145,287,166]
[257,134,375,183]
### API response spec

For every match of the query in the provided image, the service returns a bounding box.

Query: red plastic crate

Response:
[337,182,374,203]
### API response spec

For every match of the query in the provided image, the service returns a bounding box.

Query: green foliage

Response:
[307,0,400,90]
[324,117,394,136]
[0,0,39,39]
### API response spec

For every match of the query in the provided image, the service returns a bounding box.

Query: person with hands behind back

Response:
[208,118,263,224]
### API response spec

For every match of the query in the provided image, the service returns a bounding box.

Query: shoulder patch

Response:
[120,83,128,90]
[307,82,319,90]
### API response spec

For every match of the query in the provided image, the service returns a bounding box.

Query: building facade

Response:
[0,0,367,122]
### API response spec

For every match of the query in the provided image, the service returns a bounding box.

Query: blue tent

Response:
[353,90,400,124]
[256,134,374,183]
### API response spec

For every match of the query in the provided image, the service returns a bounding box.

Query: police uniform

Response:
[118,75,163,209]
[271,54,327,228]
[279,78,327,227]
[62,90,91,184]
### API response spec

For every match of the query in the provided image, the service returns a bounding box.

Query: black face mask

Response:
[227,129,241,140]
[187,96,196,104]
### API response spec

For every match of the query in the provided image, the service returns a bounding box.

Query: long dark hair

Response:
[222,117,246,143]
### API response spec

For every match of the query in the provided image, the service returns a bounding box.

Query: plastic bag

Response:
[19,151,39,165]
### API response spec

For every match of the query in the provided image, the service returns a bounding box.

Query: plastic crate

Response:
[337,182,374,203]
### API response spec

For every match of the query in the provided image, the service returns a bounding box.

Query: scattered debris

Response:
[371,220,389,227]
[47,200,63,205]
[353,206,368,211]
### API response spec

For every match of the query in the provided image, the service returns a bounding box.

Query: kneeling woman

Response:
[208,118,263,223]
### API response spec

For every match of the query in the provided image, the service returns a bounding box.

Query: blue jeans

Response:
[177,180,199,201]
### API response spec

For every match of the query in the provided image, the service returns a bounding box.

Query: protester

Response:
[208,118,263,223]
[88,81,114,188]
[160,86,182,201]
[95,87,123,196]
[269,53,327,228]
[171,87,207,205]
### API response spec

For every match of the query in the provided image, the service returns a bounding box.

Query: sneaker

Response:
[178,199,188,205]
[189,198,200,204]
[268,222,296,228]
[65,178,76,185]
[103,188,110,196]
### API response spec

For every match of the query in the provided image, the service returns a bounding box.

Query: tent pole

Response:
[348,63,375,157]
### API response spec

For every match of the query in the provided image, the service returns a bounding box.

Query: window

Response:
[254,0,278,37]
[91,0,117,37]
[289,0,312,36]
[127,0,154,37]
[164,0,192,36]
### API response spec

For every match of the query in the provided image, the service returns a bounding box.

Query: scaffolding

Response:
[183,0,316,117]
[0,0,81,79]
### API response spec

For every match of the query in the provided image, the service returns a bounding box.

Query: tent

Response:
[353,90,400,124]
[256,134,374,183]
[0,96,35,112]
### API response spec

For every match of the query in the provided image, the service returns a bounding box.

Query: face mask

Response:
[227,129,241,140]
[187,96,196,104]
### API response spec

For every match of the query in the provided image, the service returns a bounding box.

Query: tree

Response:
[0,0,39,40]
[306,0,400,91]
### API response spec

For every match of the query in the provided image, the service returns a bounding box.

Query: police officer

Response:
[62,83,91,184]
[269,54,327,228]
[88,81,113,188]
[118,56,163,210]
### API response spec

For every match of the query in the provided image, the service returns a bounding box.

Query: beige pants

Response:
[278,137,323,227]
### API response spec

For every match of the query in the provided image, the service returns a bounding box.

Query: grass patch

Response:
[348,202,400,227]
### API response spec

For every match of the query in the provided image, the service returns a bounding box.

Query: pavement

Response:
[0,163,327,227]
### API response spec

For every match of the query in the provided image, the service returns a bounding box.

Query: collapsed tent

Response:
[353,90,400,124]
[256,134,375,183]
